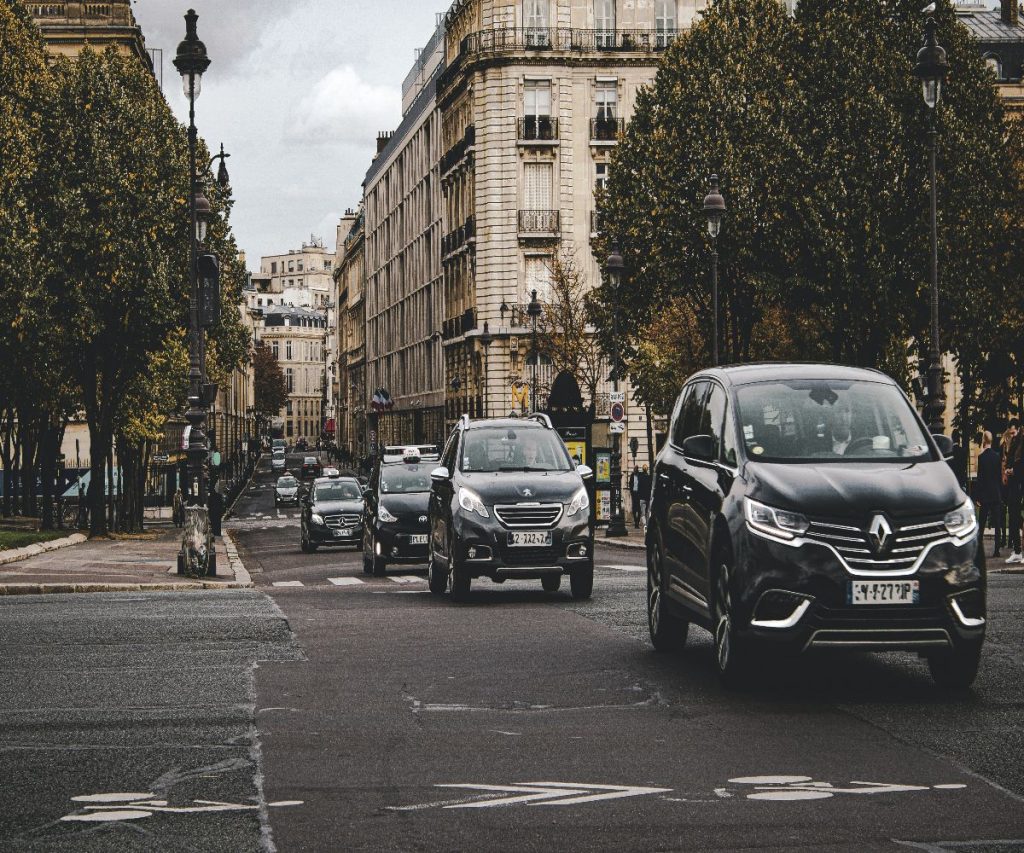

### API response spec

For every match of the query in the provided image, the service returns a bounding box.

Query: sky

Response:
[132,0,447,270]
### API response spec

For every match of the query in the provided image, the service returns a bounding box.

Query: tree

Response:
[254,342,288,419]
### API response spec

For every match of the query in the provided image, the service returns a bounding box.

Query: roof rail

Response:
[459,413,471,430]
[527,412,553,429]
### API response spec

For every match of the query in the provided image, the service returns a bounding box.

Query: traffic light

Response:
[198,254,220,327]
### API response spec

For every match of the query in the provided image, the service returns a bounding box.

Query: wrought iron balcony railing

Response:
[591,117,625,141]
[440,124,476,175]
[518,210,560,235]
[518,116,558,142]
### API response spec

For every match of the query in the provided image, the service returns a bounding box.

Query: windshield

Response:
[314,480,362,502]
[380,465,432,494]
[734,379,932,463]
[276,477,297,488]
[460,427,573,473]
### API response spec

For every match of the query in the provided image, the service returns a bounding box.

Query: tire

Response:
[713,546,753,689]
[570,562,594,600]
[541,573,562,593]
[372,553,387,577]
[928,643,982,690]
[447,536,471,601]
[428,547,447,595]
[647,535,689,652]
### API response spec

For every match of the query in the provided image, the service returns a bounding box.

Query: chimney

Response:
[1002,0,1019,27]
[376,131,393,154]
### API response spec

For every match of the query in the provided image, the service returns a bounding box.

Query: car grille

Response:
[502,546,559,566]
[493,503,563,528]
[804,516,949,574]
[324,513,361,529]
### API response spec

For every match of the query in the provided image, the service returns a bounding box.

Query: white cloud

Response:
[286,66,401,145]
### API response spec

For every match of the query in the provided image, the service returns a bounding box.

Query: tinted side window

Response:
[703,383,728,460]
[441,432,459,472]
[673,381,709,447]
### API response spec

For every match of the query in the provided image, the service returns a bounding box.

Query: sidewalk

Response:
[596,522,645,550]
[0,527,252,595]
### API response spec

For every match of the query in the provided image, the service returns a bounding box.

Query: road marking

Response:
[430,782,672,809]
[598,564,646,573]
[388,575,425,584]
[328,577,365,586]
[727,776,966,801]
[60,793,303,823]
[272,581,304,587]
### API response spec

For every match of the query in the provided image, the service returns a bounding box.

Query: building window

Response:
[285,368,294,393]
[286,400,293,416]
[286,340,293,360]
[595,161,609,193]
[288,260,294,272]
[524,255,552,303]
[595,0,615,47]
[524,162,553,211]
[524,0,549,46]
[596,80,617,121]
[271,261,277,274]
[297,260,304,271]
[523,80,553,139]
[286,421,293,437]
[985,55,1002,80]
[271,341,279,359]
[655,0,676,47]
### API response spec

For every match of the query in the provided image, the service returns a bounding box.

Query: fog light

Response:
[750,590,813,629]
[949,590,985,627]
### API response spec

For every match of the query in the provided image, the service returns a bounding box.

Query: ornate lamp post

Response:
[527,289,542,413]
[702,175,726,367]
[479,321,492,419]
[605,244,628,538]
[913,18,949,435]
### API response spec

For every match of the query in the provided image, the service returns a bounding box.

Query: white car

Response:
[322,466,340,477]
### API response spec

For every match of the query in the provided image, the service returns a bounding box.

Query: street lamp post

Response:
[605,245,628,538]
[914,17,949,435]
[174,9,212,506]
[703,175,726,367]
[527,289,542,414]
[480,321,492,419]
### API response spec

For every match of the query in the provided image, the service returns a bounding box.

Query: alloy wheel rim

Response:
[648,549,661,636]
[716,560,732,672]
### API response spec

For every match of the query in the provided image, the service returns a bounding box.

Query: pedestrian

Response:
[1003,420,1023,564]
[629,467,642,528]
[638,464,652,522]
[975,431,1002,559]
[208,484,224,538]
[172,487,184,528]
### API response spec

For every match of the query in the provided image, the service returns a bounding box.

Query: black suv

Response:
[300,475,365,552]
[646,364,984,688]
[427,414,594,600]
[362,448,437,576]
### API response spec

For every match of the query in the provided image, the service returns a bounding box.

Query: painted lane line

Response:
[272,581,304,587]
[598,564,646,573]
[328,577,365,586]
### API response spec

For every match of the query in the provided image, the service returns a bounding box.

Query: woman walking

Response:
[976,431,1002,559]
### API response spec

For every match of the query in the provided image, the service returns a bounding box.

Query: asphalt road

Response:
[2,453,1024,852]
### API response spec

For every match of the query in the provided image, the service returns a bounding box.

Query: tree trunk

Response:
[87,423,111,538]
[1,411,14,518]
[39,422,61,530]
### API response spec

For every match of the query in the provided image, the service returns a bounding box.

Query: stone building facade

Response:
[335,209,367,462]
[362,21,447,453]
[958,0,1024,117]
[28,0,154,72]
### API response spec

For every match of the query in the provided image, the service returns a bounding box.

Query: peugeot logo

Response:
[868,514,892,553]
[419,515,428,524]
[522,488,533,497]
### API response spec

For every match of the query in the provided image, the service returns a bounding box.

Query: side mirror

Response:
[577,464,593,479]
[431,466,450,483]
[933,434,955,461]
[682,434,715,461]
[362,487,373,499]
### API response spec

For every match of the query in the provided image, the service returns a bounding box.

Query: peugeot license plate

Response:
[334,528,353,538]
[509,531,552,547]
[848,580,919,605]
[409,534,428,546]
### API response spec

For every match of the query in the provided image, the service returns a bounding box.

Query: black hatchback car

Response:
[646,364,983,689]
[427,414,594,601]
[300,475,364,552]
[362,448,437,576]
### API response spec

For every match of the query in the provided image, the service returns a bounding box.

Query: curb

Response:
[0,580,246,596]
[0,533,88,566]
[221,529,253,588]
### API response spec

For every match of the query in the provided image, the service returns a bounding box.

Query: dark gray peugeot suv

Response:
[646,364,983,689]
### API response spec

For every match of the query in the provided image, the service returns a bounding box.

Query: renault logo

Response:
[868,514,892,553]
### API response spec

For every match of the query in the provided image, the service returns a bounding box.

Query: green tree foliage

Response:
[254,342,288,419]
[599,0,1024,422]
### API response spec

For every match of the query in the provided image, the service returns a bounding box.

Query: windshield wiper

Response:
[498,466,550,472]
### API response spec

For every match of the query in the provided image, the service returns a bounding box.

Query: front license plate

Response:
[848,580,919,605]
[509,531,552,547]
[409,534,428,546]
[334,528,353,538]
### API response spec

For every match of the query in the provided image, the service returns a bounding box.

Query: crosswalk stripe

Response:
[388,575,426,584]
[328,577,365,586]
[272,581,304,587]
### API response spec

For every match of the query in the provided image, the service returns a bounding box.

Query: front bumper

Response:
[453,512,593,580]
[736,530,985,653]
[374,521,430,564]
[309,521,363,546]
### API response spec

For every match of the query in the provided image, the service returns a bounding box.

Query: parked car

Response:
[300,475,365,552]
[427,414,594,601]
[645,363,983,689]
[301,456,322,479]
[362,447,438,576]
[274,475,300,507]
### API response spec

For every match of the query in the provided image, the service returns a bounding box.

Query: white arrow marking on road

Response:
[436,782,672,808]
[328,577,364,586]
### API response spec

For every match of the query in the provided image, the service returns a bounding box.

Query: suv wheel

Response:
[362,531,373,574]
[428,546,447,594]
[541,574,561,593]
[713,546,751,689]
[928,643,981,690]
[569,561,593,600]
[447,539,471,601]
[372,548,387,578]
[647,534,688,652]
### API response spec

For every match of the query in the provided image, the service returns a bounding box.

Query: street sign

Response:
[152,454,169,464]
[609,400,625,424]
[609,391,625,403]
[609,422,626,434]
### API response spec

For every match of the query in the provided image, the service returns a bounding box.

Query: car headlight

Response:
[378,504,398,523]
[458,486,489,518]
[745,498,809,541]
[944,499,977,539]
[566,486,589,517]
[310,513,325,525]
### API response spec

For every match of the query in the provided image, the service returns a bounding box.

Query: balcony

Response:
[440,124,476,177]
[518,210,560,238]
[442,216,476,259]
[518,116,559,144]
[463,28,679,56]
[591,117,625,143]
